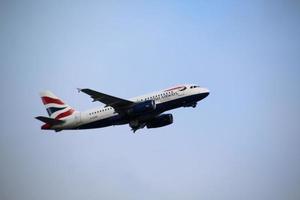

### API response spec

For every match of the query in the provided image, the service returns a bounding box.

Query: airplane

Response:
[35,84,209,133]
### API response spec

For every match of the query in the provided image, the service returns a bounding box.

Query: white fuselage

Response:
[51,84,209,130]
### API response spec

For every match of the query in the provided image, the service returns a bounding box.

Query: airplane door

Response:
[178,90,184,96]
[177,86,187,96]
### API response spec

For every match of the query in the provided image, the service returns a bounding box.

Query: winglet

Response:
[77,88,82,93]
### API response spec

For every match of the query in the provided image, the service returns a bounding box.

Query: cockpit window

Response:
[190,85,200,89]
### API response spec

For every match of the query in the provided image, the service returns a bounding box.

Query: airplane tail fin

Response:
[39,91,76,119]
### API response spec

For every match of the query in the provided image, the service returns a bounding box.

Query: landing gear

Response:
[183,102,197,108]
[131,125,145,133]
[129,120,145,133]
[131,128,139,133]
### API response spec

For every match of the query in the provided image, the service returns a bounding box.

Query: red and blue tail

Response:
[39,91,75,120]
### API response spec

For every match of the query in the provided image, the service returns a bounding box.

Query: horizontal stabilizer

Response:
[35,116,64,125]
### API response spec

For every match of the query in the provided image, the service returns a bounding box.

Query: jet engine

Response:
[146,114,173,128]
[127,100,156,115]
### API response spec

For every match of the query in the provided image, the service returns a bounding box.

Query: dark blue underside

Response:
[77,92,209,130]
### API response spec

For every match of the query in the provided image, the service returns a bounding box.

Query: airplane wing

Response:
[78,88,134,110]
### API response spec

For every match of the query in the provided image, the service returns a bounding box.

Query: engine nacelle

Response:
[146,114,173,128]
[127,100,156,115]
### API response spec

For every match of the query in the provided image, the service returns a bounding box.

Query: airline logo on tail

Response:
[40,91,75,120]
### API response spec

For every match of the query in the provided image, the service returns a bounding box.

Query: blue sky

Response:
[0,1,300,199]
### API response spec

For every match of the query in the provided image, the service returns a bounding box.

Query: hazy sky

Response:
[1,1,300,200]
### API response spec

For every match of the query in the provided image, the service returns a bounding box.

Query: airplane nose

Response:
[197,87,209,100]
[202,88,210,94]
[201,88,210,99]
